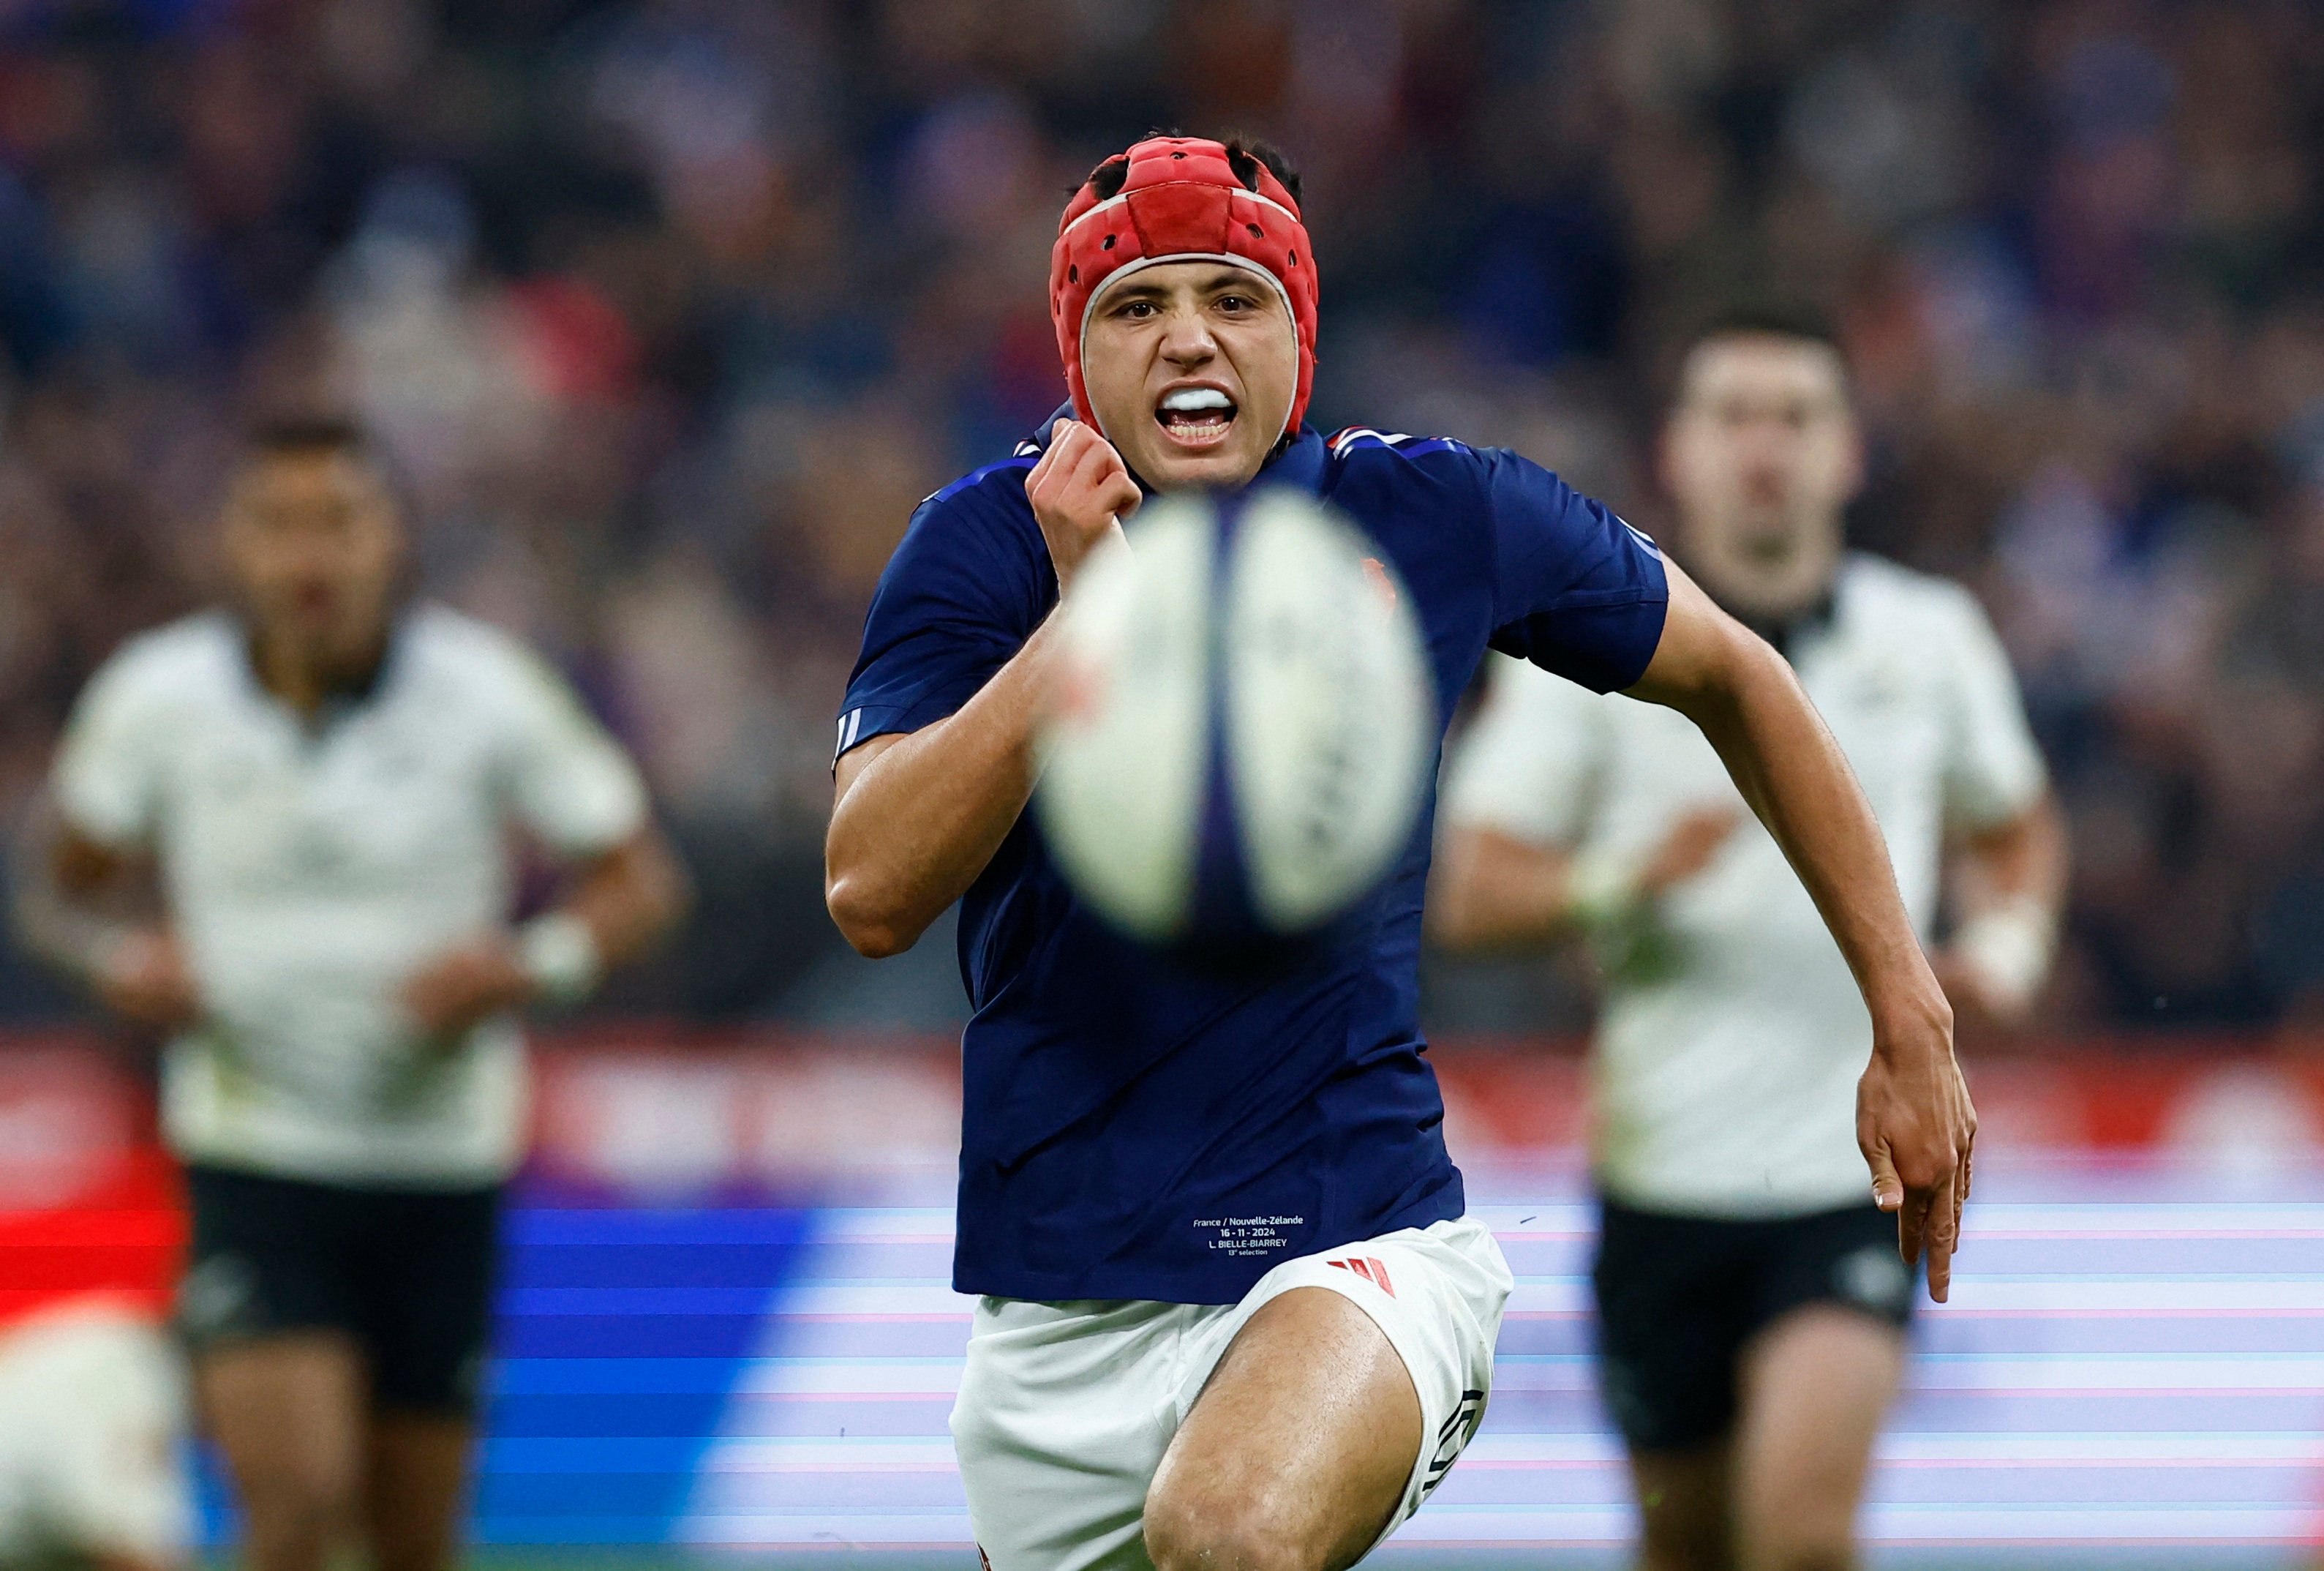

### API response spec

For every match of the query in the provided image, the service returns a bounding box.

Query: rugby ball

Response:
[1036,487,1436,946]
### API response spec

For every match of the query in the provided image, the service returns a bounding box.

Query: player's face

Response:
[1663,335,1862,616]
[222,449,405,667]
[1080,260,1298,492]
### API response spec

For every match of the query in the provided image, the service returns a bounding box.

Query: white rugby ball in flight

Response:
[1036,487,1437,945]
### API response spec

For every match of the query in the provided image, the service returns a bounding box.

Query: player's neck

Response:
[1685,552,1842,657]
[1685,532,1841,628]
[247,625,393,719]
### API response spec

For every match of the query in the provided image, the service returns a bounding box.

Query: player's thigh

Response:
[196,1330,366,1515]
[366,1411,475,1571]
[1626,1440,1737,1571]
[1731,1305,1904,1569]
[1145,1286,1421,1571]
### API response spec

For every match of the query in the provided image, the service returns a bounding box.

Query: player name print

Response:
[1423,1388,1489,1499]
[1192,1215,1306,1256]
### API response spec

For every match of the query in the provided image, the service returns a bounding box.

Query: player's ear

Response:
[1834,405,1868,507]
[1653,419,1683,505]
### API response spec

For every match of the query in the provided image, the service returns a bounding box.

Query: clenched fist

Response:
[1025,419,1141,592]
[402,937,533,1043]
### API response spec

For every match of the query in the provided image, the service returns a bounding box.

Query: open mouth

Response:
[1154,386,1238,448]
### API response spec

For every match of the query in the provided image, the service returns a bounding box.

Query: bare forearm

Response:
[12,863,129,987]
[1427,828,1578,951]
[560,831,689,968]
[825,620,1056,956]
[10,807,134,988]
[1957,793,2068,917]
[1940,793,2069,1022]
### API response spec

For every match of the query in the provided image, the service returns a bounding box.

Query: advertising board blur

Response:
[3,1033,2321,1558]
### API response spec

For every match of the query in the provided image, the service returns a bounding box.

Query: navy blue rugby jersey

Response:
[838,413,1669,1303]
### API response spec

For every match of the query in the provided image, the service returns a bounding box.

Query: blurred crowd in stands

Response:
[0,0,2320,1033]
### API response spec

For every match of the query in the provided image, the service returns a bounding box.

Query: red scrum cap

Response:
[1049,135,1320,445]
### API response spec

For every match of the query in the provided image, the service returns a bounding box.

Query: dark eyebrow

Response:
[1102,268,1276,307]
[1103,279,1174,306]
[1197,268,1274,300]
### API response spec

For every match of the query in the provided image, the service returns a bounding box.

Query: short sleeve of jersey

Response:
[1936,588,2047,831]
[1481,449,1670,693]
[53,648,169,848]
[494,647,650,856]
[837,475,1045,757]
[1441,653,1609,846]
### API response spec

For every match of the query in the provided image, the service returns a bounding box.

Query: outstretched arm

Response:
[826,420,1137,958]
[1626,560,1976,1301]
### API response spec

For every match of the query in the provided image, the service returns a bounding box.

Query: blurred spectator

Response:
[1,0,2321,1031]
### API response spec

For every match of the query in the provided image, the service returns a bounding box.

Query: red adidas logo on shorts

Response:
[1325,1256,1395,1297]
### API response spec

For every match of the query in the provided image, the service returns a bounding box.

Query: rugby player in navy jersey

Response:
[826,136,1974,1571]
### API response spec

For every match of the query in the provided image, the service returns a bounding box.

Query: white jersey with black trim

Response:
[1443,554,2046,1216]
[52,604,650,1187]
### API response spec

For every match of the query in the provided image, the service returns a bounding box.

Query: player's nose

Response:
[1736,440,1792,490]
[1157,307,1217,365]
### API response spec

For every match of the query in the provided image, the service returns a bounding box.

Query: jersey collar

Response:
[1730,585,1840,664]
[233,606,416,735]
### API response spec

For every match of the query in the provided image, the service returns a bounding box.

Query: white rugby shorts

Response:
[0,1303,190,1566]
[950,1215,1512,1571]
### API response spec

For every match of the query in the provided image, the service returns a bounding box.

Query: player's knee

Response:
[236,1455,356,1564]
[1638,1510,1735,1571]
[1143,1484,1317,1571]
[1753,1551,1851,1571]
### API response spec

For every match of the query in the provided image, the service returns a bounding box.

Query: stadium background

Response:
[0,0,2322,1564]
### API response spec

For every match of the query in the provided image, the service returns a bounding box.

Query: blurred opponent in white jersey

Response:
[17,419,687,1571]
[1434,307,2067,1571]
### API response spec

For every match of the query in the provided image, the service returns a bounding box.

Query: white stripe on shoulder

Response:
[1620,519,1663,558]
[1328,427,1420,455]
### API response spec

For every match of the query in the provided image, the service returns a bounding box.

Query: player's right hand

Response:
[1857,1006,1976,1302]
[1026,419,1140,593]
[96,929,199,1030]
[401,937,534,1043]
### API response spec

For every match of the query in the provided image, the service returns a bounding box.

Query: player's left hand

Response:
[402,937,535,1043]
[1856,1008,1976,1302]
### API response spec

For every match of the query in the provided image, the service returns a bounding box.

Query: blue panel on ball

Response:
[1184,492,1268,951]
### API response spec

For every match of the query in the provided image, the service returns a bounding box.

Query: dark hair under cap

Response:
[1080,134,1304,207]
[245,414,376,459]
[1685,299,1843,356]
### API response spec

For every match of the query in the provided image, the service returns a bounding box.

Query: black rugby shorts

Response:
[1590,1196,1915,1454]
[178,1163,503,1416]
